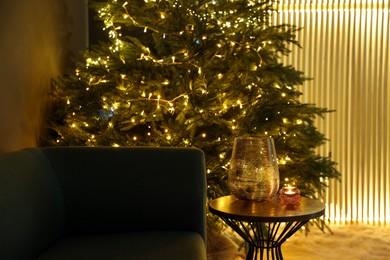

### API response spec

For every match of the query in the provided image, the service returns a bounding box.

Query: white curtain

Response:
[274,1,390,225]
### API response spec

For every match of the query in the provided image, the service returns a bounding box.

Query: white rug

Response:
[282,224,390,260]
[208,224,390,260]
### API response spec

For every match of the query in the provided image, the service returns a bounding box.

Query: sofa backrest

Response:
[0,149,64,260]
[40,146,207,240]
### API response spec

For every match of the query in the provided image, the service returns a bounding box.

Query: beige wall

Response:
[0,0,87,153]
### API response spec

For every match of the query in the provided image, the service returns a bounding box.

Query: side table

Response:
[209,195,325,260]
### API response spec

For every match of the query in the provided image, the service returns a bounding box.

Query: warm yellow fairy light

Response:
[236,100,242,108]
[112,102,120,110]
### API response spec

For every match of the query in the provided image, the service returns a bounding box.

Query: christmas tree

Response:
[42,0,340,221]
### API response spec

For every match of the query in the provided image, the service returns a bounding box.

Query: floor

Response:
[207,224,390,260]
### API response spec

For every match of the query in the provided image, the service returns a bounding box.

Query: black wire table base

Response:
[221,217,310,260]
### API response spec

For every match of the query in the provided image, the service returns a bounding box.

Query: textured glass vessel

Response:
[228,136,280,201]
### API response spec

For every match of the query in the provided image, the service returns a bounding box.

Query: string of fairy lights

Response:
[60,0,307,186]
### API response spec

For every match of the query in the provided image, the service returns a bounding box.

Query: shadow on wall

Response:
[0,0,72,153]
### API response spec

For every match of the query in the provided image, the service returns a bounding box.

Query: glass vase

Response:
[228,136,280,201]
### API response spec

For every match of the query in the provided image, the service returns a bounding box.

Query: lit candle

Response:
[279,186,301,206]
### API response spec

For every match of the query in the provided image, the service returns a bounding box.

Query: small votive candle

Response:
[279,186,301,206]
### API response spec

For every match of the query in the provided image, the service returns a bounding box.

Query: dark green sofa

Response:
[0,147,207,260]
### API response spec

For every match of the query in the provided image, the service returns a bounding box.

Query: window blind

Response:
[274,0,390,225]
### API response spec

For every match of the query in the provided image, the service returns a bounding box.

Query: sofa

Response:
[0,146,207,260]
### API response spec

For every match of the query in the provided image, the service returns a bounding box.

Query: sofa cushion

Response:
[36,231,206,260]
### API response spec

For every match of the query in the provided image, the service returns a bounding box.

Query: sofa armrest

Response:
[0,149,64,260]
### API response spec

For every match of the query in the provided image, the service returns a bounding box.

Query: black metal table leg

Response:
[221,217,310,260]
[208,196,326,260]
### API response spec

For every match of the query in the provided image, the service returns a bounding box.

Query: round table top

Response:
[209,195,325,222]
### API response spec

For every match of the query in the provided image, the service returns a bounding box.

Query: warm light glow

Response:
[277,0,390,225]
[54,0,384,230]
